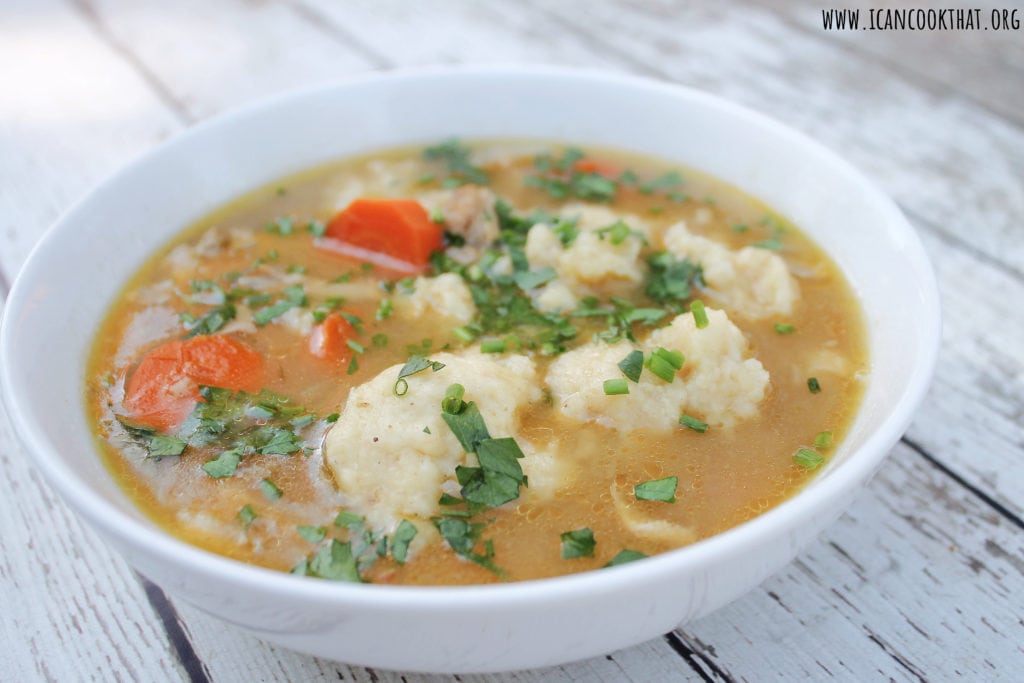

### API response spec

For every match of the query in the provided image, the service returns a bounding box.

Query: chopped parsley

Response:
[604,549,648,567]
[808,377,822,394]
[634,476,678,503]
[391,520,418,565]
[645,252,703,309]
[253,285,307,326]
[183,302,236,338]
[814,431,834,449]
[422,139,490,187]
[560,528,597,559]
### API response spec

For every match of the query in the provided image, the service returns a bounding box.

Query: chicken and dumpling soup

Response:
[87,141,867,585]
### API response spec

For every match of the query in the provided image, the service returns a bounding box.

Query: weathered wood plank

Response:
[77,0,377,122]
[0,305,187,682]
[766,0,1024,126]
[679,441,1024,681]
[531,0,1024,276]
[0,0,184,281]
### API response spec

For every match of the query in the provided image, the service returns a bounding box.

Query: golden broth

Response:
[87,141,867,585]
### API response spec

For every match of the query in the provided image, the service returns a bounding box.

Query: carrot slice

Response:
[572,158,620,178]
[324,198,442,269]
[309,313,357,361]
[124,335,264,432]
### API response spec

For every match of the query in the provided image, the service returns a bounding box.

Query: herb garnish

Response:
[645,252,703,310]
[422,139,490,187]
[618,350,644,383]
[604,549,648,567]
[560,528,597,559]
[253,285,307,326]
[794,447,825,469]
[634,476,678,503]
[807,377,822,394]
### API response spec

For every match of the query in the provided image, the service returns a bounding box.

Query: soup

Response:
[86,140,867,585]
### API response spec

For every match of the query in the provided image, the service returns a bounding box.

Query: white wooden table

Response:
[2,1,1022,680]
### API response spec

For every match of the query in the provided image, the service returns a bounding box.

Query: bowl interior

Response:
[0,67,939,669]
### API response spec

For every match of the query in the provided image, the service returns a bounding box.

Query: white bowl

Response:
[0,66,940,673]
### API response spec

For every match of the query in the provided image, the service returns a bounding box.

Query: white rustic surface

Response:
[1,1,1022,681]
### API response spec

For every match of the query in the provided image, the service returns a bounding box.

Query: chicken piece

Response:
[663,222,799,320]
[436,185,500,263]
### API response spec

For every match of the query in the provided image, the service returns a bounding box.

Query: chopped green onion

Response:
[297,525,327,543]
[430,207,446,224]
[678,414,708,433]
[603,378,630,395]
[453,326,477,343]
[774,323,795,334]
[376,298,393,321]
[325,412,340,423]
[480,339,506,353]
[690,299,709,329]
[794,447,825,469]
[617,350,644,383]
[346,356,359,375]
[808,377,822,394]
[442,383,466,415]
[814,431,834,449]
[346,339,365,354]
[645,349,679,384]
[237,504,257,527]
[306,220,326,237]
[394,379,409,396]
[371,333,388,348]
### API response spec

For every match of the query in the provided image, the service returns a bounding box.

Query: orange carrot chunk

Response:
[309,313,357,361]
[572,158,620,178]
[124,335,264,432]
[324,198,443,269]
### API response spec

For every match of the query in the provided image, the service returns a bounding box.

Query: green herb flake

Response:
[308,539,361,582]
[634,476,678,503]
[259,478,283,500]
[618,350,644,383]
[808,377,822,394]
[513,266,558,291]
[442,383,466,415]
[603,378,630,396]
[604,549,648,568]
[775,323,795,334]
[814,431,834,449]
[678,414,709,433]
[148,435,187,458]
[422,139,490,186]
[184,303,237,339]
[237,504,257,527]
[690,299,709,329]
[297,525,327,543]
[441,402,491,454]
[560,528,596,559]
[752,236,783,251]
[325,412,340,423]
[376,298,393,321]
[306,220,326,237]
[201,449,242,479]
[480,339,506,354]
[794,447,825,470]
[334,510,364,527]
[391,519,418,565]
[645,252,703,306]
